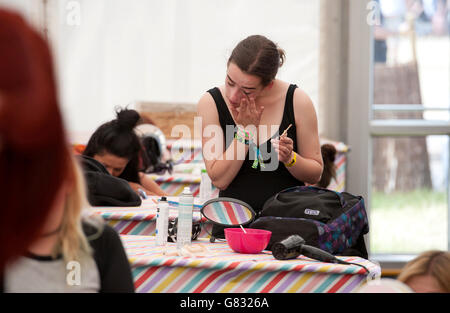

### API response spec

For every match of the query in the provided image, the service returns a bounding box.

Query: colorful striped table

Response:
[122,235,380,293]
[146,173,220,197]
[164,138,348,193]
[168,139,203,165]
[88,196,213,237]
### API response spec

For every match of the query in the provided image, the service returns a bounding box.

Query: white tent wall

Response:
[0,0,319,139]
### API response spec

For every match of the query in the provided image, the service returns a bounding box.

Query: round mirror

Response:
[201,197,256,227]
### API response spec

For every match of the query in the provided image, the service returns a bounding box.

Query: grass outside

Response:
[370,189,448,254]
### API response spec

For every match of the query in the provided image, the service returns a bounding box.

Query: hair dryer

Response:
[272,235,371,274]
[272,235,338,263]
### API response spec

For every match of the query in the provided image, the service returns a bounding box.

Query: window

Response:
[370,0,450,256]
[370,135,448,253]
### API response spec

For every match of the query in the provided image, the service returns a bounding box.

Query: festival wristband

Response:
[234,130,250,145]
[284,152,297,167]
[234,126,254,145]
[236,126,254,139]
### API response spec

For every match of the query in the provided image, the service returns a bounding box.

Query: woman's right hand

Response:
[229,96,264,128]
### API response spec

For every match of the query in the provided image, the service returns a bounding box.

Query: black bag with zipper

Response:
[249,186,369,258]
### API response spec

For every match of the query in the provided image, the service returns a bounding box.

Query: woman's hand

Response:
[128,182,147,194]
[138,173,168,196]
[129,182,160,198]
[229,96,264,128]
[271,134,294,164]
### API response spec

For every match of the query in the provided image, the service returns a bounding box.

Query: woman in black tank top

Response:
[197,35,323,235]
[207,84,302,211]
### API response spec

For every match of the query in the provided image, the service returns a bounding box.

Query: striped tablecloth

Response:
[165,138,348,193]
[122,235,380,293]
[88,196,212,237]
[147,173,219,197]
[168,139,203,165]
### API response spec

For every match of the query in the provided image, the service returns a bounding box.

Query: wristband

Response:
[234,130,250,145]
[236,126,254,139]
[234,126,254,145]
[284,152,297,167]
[234,127,266,170]
[251,145,265,169]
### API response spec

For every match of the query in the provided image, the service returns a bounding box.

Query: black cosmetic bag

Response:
[249,186,369,258]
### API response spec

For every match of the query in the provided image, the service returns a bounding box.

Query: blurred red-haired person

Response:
[0,9,134,292]
[0,8,69,274]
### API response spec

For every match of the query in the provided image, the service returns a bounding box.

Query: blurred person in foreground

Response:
[0,8,68,276]
[3,155,135,292]
[0,8,134,292]
[397,250,450,293]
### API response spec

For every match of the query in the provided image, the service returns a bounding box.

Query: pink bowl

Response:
[224,228,272,254]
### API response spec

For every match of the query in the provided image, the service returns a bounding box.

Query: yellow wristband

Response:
[284,152,297,167]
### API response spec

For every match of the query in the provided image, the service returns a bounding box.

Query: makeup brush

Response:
[280,124,292,138]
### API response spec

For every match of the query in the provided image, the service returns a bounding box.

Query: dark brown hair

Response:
[83,108,143,183]
[317,144,337,188]
[227,35,285,86]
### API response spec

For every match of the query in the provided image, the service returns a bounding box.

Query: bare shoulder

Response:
[292,87,317,120]
[196,89,221,127]
[197,86,226,110]
[197,91,215,114]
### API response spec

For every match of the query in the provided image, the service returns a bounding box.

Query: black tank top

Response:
[207,84,304,213]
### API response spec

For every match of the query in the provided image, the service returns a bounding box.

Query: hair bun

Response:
[321,144,336,163]
[115,108,141,131]
[277,47,285,68]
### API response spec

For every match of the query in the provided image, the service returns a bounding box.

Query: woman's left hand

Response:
[271,135,294,164]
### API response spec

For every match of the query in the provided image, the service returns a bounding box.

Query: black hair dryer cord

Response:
[272,235,370,274]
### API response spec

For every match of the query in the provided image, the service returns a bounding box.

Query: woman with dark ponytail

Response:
[83,108,167,197]
[198,35,323,221]
[316,144,337,188]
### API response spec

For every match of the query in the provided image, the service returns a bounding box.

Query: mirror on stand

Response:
[200,197,256,242]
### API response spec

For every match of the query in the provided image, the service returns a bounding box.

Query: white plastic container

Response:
[177,187,193,249]
[199,169,212,203]
[155,196,169,246]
